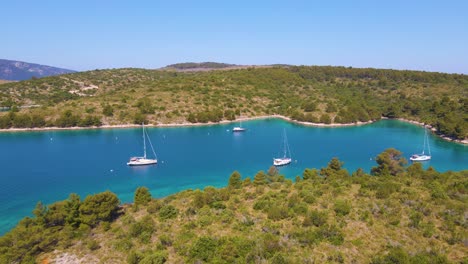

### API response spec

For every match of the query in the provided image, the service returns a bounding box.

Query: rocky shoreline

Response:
[392,117,468,145]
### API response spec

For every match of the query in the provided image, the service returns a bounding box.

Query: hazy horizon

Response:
[3,59,468,76]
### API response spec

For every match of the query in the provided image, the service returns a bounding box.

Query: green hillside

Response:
[0,149,466,263]
[0,66,466,139]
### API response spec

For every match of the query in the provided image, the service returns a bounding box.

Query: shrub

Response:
[253,196,272,211]
[303,168,318,180]
[243,177,251,186]
[134,187,152,207]
[271,252,287,264]
[267,205,289,220]
[303,194,316,204]
[139,251,167,264]
[318,225,344,245]
[334,200,351,216]
[113,238,134,252]
[210,201,226,210]
[87,240,100,251]
[228,171,242,189]
[102,104,114,116]
[375,182,400,199]
[303,210,327,227]
[190,237,218,262]
[409,211,423,228]
[320,114,331,124]
[253,171,267,185]
[127,251,143,264]
[371,247,410,264]
[159,234,173,247]
[129,215,155,243]
[292,203,308,215]
[430,182,448,200]
[79,191,120,227]
[159,205,178,220]
[147,199,162,213]
[133,113,147,124]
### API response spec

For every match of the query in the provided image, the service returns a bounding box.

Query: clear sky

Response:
[3,0,467,73]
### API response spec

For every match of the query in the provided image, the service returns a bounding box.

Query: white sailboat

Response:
[232,119,246,132]
[410,128,431,162]
[127,123,158,166]
[273,129,292,166]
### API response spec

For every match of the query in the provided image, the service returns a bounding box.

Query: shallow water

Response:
[0,119,466,235]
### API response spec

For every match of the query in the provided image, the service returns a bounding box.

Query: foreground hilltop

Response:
[0,65,466,140]
[0,59,76,81]
[0,149,466,263]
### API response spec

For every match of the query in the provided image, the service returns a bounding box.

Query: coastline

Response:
[0,114,375,132]
[391,117,468,145]
[0,115,466,145]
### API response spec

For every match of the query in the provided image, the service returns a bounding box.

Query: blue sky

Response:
[3,0,467,73]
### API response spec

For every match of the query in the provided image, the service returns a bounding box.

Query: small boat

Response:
[232,119,246,132]
[232,126,246,132]
[274,157,292,166]
[410,128,431,162]
[127,123,158,166]
[273,129,292,166]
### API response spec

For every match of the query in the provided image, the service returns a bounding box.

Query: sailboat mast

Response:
[142,123,147,158]
[426,129,431,156]
[421,129,425,155]
[283,129,287,158]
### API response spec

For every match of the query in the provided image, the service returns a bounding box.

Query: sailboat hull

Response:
[232,127,246,132]
[273,158,292,166]
[127,158,157,166]
[410,155,431,162]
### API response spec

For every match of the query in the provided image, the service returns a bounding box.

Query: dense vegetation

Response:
[164,62,237,70]
[0,66,466,140]
[0,149,466,263]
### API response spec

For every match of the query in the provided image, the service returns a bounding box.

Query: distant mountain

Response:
[164,62,238,71]
[0,59,76,81]
[163,62,292,72]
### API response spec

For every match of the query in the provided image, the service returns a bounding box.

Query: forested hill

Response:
[0,149,466,263]
[163,62,238,70]
[0,65,466,139]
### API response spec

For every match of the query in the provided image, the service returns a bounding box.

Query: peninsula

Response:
[0,64,466,143]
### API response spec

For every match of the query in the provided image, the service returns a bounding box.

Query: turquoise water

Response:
[0,119,466,235]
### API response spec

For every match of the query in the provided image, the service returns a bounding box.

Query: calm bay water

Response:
[0,119,466,235]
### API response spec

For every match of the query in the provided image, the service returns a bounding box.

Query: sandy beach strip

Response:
[0,115,466,144]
